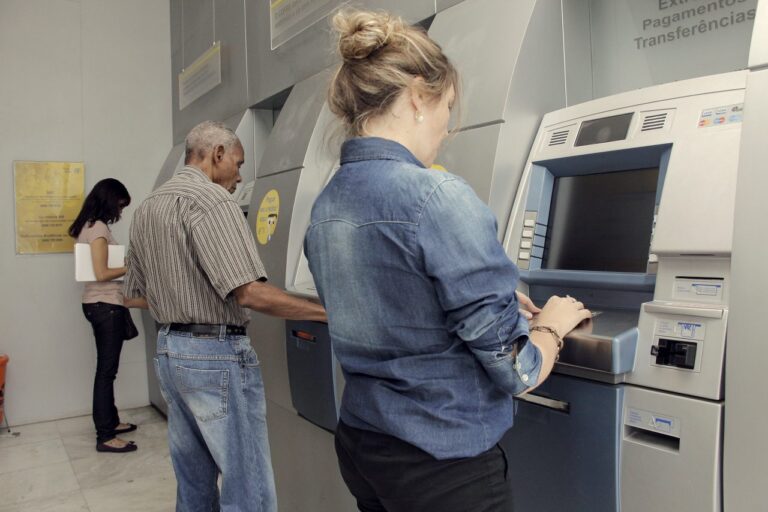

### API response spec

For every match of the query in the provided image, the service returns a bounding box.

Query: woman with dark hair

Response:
[69,178,146,453]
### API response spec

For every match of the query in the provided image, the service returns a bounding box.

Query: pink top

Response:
[77,220,124,306]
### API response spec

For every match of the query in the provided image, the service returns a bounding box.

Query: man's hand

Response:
[124,297,149,309]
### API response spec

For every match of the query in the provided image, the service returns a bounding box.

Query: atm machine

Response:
[246,69,358,510]
[142,108,272,415]
[502,71,746,512]
[248,68,341,432]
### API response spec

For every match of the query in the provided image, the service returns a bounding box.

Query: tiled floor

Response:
[0,407,177,512]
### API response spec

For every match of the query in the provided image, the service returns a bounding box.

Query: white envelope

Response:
[74,243,125,282]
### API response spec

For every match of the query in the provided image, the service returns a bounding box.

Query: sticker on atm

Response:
[256,189,280,245]
[698,103,743,128]
[656,319,706,341]
[625,407,681,438]
[673,277,723,302]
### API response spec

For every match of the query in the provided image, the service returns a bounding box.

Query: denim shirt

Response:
[304,137,542,459]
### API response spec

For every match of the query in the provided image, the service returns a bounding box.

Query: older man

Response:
[125,121,325,512]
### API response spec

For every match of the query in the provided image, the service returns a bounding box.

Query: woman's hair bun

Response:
[333,10,401,62]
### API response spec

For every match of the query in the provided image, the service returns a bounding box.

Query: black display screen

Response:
[575,113,634,146]
[543,168,659,273]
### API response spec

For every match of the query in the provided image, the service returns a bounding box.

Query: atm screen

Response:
[543,167,659,273]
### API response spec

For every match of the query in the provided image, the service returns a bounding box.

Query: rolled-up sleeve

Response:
[191,199,267,300]
[124,221,146,299]
[417,177,541,395]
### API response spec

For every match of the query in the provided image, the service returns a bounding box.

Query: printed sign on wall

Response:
[14,161,85,254]
[270,0,335,50]
[587,0,758,99]
[178,42,222,110]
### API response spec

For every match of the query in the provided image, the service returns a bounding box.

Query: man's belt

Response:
[168,323,246,336]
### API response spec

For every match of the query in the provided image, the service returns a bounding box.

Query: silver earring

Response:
[415,112,424,123]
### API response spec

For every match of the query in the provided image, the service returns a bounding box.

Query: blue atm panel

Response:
[503,374,623,512]
[285,320,339,432]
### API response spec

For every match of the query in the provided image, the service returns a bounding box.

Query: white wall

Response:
[0,0,171,425]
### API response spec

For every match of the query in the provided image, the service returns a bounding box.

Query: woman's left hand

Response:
[515,290,541,320]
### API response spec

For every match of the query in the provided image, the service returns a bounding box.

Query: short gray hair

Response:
[185,121,240,163]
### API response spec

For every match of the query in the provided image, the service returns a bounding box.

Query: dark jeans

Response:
[335,420,513,512]
[82,302,127,443]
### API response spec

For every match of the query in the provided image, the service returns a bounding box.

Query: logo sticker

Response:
[256,189,280,245]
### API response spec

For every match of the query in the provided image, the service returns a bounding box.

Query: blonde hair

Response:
[328,9,459,138]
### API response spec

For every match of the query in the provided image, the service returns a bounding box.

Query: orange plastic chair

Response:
[0,354,8,426]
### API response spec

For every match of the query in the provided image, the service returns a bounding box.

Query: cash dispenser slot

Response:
[652,338,697,370]
[643,301,725,375]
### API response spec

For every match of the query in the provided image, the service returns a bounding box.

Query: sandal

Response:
[114,423,138,434]
[96,440,137,453]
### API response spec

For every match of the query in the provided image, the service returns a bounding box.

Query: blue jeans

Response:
[154,325,277,512]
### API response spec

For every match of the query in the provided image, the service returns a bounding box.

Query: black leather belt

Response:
[168,323,246,336]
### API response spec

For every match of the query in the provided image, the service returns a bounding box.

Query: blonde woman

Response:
[304,9,591,511]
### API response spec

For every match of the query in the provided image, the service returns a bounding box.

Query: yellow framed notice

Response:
[13,161,85,254]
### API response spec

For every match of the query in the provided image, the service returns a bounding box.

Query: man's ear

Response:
[213,144,226,164]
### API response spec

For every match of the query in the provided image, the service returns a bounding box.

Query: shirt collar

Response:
[340,137,425,168]
[178,165,211,182]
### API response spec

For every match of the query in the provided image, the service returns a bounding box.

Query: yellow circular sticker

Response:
[256,189,280,245]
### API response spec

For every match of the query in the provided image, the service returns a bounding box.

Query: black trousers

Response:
[82,302,127,443]
[335,420,514,512]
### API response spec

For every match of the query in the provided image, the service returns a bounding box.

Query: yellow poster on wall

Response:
[14,161,85,254]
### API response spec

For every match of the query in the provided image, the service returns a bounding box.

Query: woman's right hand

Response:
[532,295,592,338]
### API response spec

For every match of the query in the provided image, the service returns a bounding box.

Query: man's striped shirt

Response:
[124,166,266,326]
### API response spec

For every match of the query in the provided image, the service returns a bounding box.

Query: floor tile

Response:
[0,490,89,512]
[60,432,98,462]
[70,443,174,491]
[120,418,169,446]
[83,472,177,512]
[122,405,166,426]
[0,421,60,450]
[0,438,69,474]
[0,461,80,506]
[0,409,177,511]
[55,415,94,438]
[61,421,169,462]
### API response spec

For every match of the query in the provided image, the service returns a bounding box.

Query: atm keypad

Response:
[518,211,539,270]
